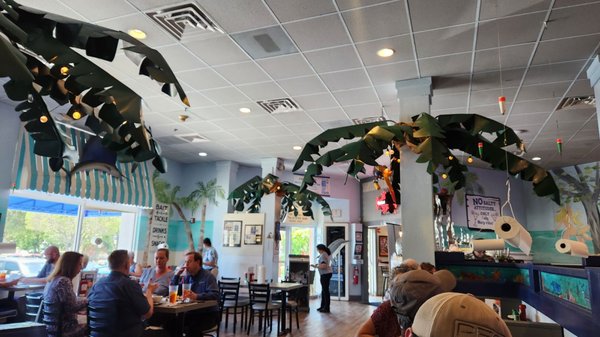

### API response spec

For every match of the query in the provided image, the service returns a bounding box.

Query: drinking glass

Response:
[0,270,7,281]
[168,285,178,304]
[182,283,192,299]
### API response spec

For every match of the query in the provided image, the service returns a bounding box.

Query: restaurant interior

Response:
[1,1,600,337]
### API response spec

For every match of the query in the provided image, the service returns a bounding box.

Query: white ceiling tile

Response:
[176,68,230,91]
[355,35,414,66]
[155,45,205,73]
[184,120,221,132]
[336,0,391,11]
[60,0,137,22]
[414,26,474,58]
[18,0,86,20]
[420,53,472,77]
[237,82,287,101]
[533,34,600,65]
[213,62,271,85]
[479,0,550,20]
[543,3,600,40]
[304,45,362,73]
[142,96,185,113]
[189,106,235,120]
[474,44,535,73]
[272,112,315,125]
[342,1,410,42]
[431,92,468,110]
[374,84,398,102]
[200,87,249,105]
[96,13,177,47]
[265,0,336,22]
[366,62,419,85]
[469,87,518,107]
[432,75,471,95]
[333,88,380,106]
[294,93,339,110]
[288,123,322,134]
[343,103,382,119]
[184,36,250,66]
[284,14,351,51]
[305,108,349,122]
[476,12,546,49]
[257,54,315,79]
[126,0,185,11]
[408,0,477,32]
[143,112,172,127]
[320,69,371,91]
[240,115,282,128]
[210,118,251,130]
[186,92,215,108]
[195,0,277,33]
[256,125,297,137]
[524,60,586,86]
[470,68,525,91]
[511,98,561,114]
[277,76,328,96]
[220,102,268,116]
[517,82,569,101]
[566,79,595,97]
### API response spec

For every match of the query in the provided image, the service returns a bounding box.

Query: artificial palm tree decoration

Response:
[189,179,225,252]
[293,113,560,205]
[228,174,332,222]
[152,171,196,252]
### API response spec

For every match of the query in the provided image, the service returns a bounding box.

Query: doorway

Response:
[367,225,389,304]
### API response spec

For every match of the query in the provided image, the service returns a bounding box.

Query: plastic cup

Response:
[169,285,178,304]
[182,283,192,299]
[0,270,7,281]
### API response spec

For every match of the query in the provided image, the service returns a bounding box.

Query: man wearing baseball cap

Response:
[406,292,513,337]
[357,269,456,337]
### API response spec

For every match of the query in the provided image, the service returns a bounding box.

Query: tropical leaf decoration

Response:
[293,113,560,204]
[228,174,332,222]
[0,0,190,173]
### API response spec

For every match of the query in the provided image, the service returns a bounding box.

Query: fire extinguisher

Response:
[353,266,359,285]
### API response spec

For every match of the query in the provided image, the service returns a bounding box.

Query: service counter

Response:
[435,252,600,337]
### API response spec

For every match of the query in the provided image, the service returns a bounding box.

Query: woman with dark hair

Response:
[43,251,87,337]
[202,237,219,277]
[313,243,333,313]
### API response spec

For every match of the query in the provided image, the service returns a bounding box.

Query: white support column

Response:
[585,55,600,139]
[0,103,21,240]
[395,78,436,264]
[212,160,239,250]
[261,158,283,282]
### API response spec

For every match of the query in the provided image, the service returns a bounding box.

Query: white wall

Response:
[0,102,21,240]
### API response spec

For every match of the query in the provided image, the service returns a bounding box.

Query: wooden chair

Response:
[247,283,281,337]
[218,278,249,334]
[42,300,62,337]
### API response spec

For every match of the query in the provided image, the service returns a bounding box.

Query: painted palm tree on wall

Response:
[189,179,225,253]
[152,171,196,252]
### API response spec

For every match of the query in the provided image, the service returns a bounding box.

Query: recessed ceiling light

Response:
[128,29,147,40]
[532,156,541,161]
[293,146,302,151]
[198,152,208,157]
[377,48,395,58]
[239,107,251,113]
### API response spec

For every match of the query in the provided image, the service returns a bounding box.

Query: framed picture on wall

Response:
[355,232,363,243]
[354,243,363,255]
[244,224,263,245]
[378,236,388,257]
[223,220,242,247]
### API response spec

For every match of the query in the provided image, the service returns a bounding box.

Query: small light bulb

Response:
[396,159,401,163]
[72,111,82,120]
[60,66,70,76]
[377,48,395,57]
[441,173,448,180]
[39,115,48,123]
[448,155,454,161]
[467,156,474,164]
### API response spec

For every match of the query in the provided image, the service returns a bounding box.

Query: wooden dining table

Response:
[2,284,45,300]
[153,300,218,337]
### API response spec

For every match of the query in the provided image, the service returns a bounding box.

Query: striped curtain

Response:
[13,127,154,208]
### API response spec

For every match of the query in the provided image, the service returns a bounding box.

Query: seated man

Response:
[179,251,220,332]
[88,250,157,337]
[22,246,60,284]
[406,292,512,337]
[139,248,173,296]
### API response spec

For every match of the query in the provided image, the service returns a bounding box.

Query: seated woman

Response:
[139,248,173,296]
[43,251,87,337]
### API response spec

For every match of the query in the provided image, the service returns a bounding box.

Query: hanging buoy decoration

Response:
[556,138,562,155]
[498,96,506,114]
[478,142,484,158]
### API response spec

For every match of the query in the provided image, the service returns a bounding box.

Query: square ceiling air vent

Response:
[257,98,302,114]
[176,133,209,143]
[231,26,298,59]
[146,2,224,41]
[557,96,595,110]
[352,116,386,125]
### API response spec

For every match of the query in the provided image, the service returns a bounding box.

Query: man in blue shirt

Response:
[88,250,157,337]
[22,246,60,284]
[179,251,220,333]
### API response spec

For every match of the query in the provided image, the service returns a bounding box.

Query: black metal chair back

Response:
[248,283,271,307]
[218,279,241,308]
[87,302,116,337]
[42,300,62,337]
[25,292,43,323]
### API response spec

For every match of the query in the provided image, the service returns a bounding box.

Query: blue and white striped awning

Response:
[12,127,155,208]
